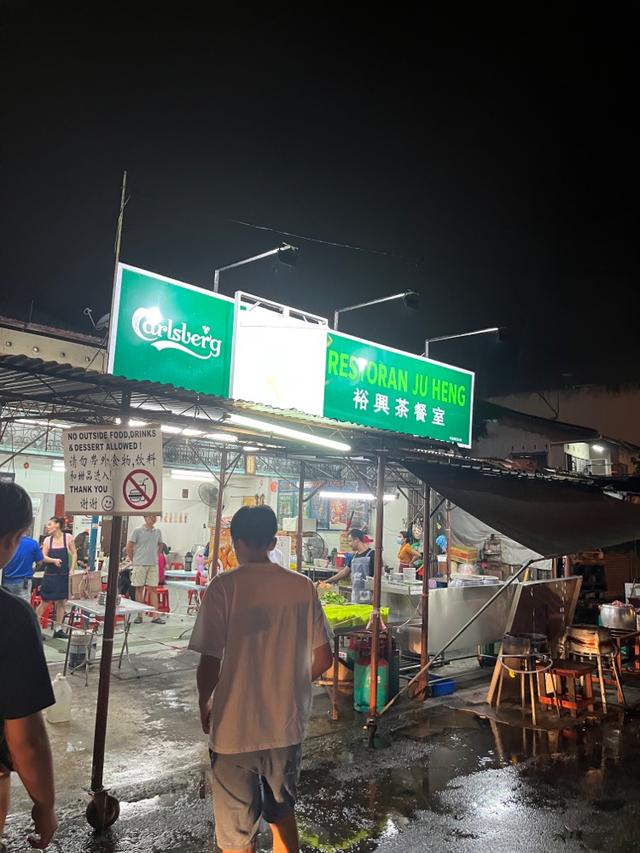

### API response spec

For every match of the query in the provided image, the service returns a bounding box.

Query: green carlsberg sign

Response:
[108,265,235,397]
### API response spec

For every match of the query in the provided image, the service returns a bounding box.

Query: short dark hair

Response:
[0,482,33,538]
[401,530,412,542]
[348,528,365,542]
[230,505,278,548]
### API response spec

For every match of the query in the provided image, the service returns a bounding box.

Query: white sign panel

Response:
[231,299,328,416]
[63,425,163,516]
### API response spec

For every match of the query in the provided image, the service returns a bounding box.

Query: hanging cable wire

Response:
[229,218,423,268]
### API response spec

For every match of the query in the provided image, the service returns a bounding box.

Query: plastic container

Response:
[69,633,97,670]
[46,673,72,723]
[429,675,455,697]
[354,655,389,712]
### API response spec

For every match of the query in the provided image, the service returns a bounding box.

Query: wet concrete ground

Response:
[6,637,640,852]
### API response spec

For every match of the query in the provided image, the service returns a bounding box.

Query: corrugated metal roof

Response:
[0,354,449,457]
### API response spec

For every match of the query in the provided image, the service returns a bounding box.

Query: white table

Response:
[165,569,199,580]
[165,579,208,616]
[64,597,149,682]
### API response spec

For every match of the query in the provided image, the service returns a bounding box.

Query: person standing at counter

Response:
[36,517,76,639]
[397,531,416,568]
[1,534,42,602]
[325,528,374,603]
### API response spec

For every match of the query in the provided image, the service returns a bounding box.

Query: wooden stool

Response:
[538,660,596,717]
[563,626,626,712]
[494,652,539,726]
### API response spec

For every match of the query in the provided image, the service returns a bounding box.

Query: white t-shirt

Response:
[189,561,332,754]
[268,547,284,567]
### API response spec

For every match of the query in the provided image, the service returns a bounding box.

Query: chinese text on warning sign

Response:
[63,425,163,515]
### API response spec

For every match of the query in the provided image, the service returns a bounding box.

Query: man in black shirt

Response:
[0,482,57,851]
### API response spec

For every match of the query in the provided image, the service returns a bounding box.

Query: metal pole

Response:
[367,453,385,744]
[87,514,123,830]
[416,482,430,697]
[445,501,452,584]
[113,171,127,269]
[210,448,228,579]
[296,462,305,572]
[88,515,99,571]
[333,309,340,330]
[85,175,128,831]
[424,339,429,359]
[213,246,287,294]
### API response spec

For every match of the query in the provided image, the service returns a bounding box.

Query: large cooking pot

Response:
[503,632,550,656]
[600,603,636,631]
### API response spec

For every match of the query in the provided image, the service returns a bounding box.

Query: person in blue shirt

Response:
[1,535,43,603]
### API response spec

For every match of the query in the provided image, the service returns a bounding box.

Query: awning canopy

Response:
[404,457,640,555]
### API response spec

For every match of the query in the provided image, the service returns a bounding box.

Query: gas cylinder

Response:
[354,651,388,712]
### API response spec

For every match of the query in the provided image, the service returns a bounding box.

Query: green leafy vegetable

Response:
[319,589,347,606]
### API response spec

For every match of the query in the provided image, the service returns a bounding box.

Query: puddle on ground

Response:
[9,705,640,853]
[282,707,636,853]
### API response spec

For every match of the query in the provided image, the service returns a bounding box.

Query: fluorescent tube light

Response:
[319,490,397,502]
[228,414,351,452]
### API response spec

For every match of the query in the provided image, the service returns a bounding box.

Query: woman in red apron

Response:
[36,516,77,638]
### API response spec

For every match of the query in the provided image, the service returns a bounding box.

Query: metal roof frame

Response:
[0,355,451,490]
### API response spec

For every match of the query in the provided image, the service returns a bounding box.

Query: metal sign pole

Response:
[296,462,305,572]
[415,482,431,698]
[211,448,228,578]
[85,177,128,831]
[86,514,123,830]
[366,452,385,745]
[445,500,452,583]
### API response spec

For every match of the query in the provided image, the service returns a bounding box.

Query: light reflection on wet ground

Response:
[6,662,640,852]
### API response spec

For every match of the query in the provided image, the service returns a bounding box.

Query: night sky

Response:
[1,6,637,398]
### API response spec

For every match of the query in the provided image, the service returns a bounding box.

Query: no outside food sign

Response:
[62,425,163,515]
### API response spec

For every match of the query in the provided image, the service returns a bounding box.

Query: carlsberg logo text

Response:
[131,307,222,360]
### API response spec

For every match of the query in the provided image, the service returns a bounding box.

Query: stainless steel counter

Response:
[367,578,515,654]
[371,576,581,658]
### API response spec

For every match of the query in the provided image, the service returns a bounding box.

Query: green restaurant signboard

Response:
[324,331,474,447]
[108,264,474,447]
[108,265,235,397]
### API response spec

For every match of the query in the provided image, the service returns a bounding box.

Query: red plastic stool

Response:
[40,602,54,629]
[187,588,202,615]
[156,586,170,613]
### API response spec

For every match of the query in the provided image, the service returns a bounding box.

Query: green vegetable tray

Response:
[322,604,390,629]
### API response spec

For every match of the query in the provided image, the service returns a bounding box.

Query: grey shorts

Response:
[210,744,301,850]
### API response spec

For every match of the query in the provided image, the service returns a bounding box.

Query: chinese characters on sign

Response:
[106,263,475,447]
[62,425,163,515]
[324,332,474,447]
